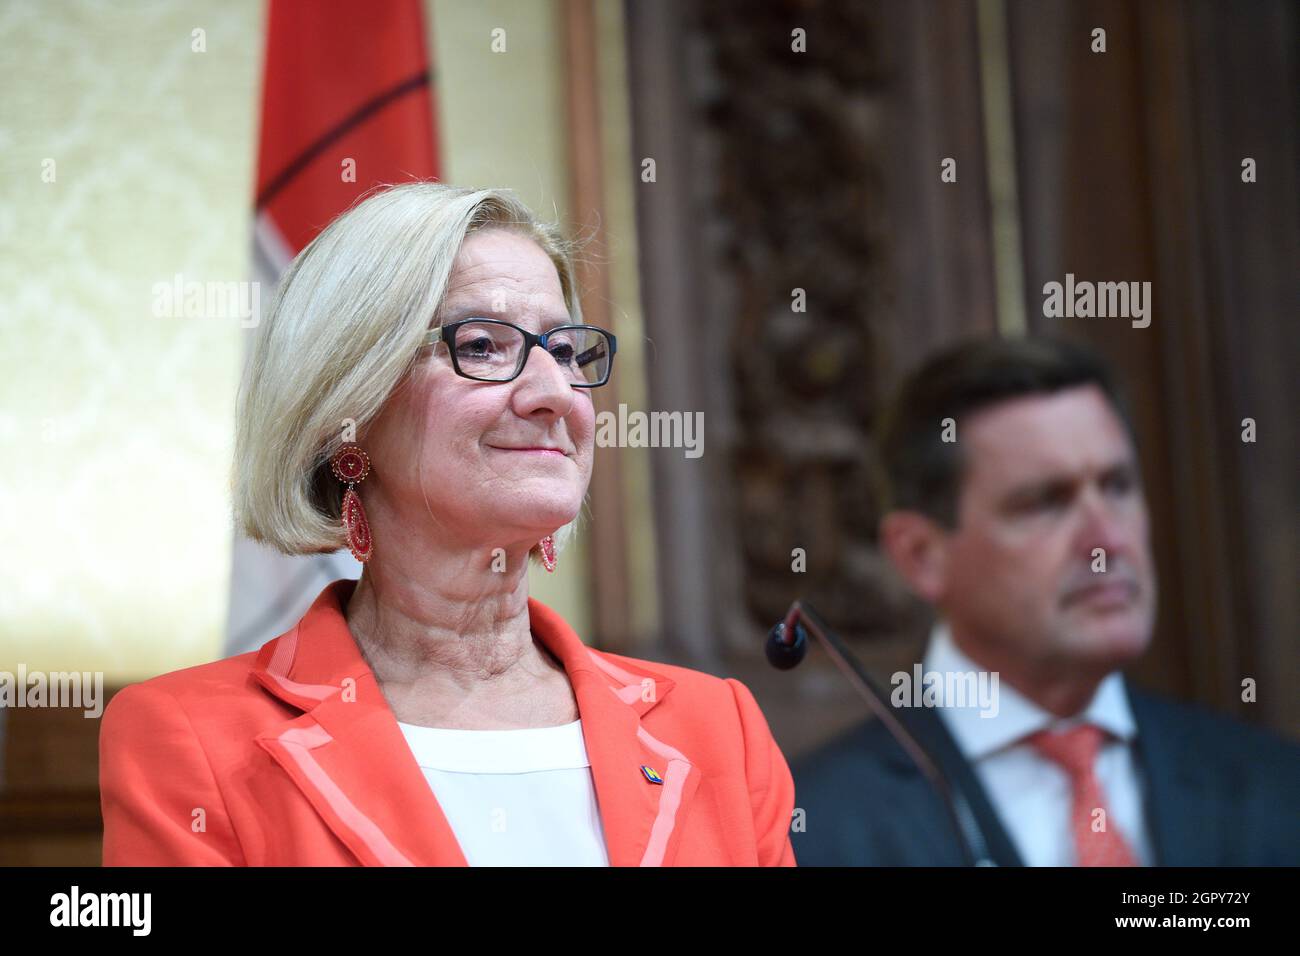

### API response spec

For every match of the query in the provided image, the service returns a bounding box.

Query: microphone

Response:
[769,600,997,867]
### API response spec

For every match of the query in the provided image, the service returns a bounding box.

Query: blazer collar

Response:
[250,579,698,866]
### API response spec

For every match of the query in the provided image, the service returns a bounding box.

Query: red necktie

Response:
[1026,724,1139,866]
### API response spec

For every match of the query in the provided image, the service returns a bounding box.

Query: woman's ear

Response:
[878,510,949,604]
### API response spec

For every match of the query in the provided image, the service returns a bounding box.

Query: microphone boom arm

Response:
[770,599,996,867]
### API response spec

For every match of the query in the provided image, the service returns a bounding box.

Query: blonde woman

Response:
[99,182,797,866]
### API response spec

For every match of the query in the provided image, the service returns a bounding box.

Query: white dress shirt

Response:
[923,623,1154,866]
[397,718,610,867]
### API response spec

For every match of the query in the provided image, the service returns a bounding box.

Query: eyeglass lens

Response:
[451,321,611,384]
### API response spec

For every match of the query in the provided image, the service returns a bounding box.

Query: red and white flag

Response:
[225,0,440,656]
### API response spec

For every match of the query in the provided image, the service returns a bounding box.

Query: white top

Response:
[396,717,610,867]
[924,623,1154,866]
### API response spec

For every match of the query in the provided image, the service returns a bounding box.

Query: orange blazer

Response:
[100,579,797,866]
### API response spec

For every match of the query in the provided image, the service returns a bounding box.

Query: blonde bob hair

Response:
[233,181,584,560]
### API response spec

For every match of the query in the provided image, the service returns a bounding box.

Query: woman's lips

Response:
[488,445,568,457]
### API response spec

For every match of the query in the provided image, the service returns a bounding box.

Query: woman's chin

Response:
[488,505,581,542]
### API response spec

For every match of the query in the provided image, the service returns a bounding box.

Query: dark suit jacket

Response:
[791,676,1300,865]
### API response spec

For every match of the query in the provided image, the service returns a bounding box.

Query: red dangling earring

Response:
[330,444,373,563]
[539,534,557,572]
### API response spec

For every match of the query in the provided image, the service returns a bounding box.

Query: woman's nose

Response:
[511,345,575,417]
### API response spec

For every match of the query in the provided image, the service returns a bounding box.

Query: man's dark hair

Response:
[874,336,1138,528]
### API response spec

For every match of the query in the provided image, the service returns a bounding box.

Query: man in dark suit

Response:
[791,337,1300,866]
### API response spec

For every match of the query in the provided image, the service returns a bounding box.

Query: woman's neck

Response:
[344,546,576,729]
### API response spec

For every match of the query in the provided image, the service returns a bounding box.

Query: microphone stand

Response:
[769,599,997,867]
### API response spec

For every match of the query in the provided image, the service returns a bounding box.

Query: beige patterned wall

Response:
[0,1,262,681]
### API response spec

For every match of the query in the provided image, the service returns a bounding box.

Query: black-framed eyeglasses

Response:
[424,318,618,387]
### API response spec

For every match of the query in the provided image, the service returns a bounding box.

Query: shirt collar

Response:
[921,620,1137,761]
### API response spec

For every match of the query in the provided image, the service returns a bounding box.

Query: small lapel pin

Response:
[640,765,664,785]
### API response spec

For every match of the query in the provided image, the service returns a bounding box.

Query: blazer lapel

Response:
[881,701,1026,866]
[527,598,701,867]
[256,676,468,866]
[1127,683,1229,866]
[250,579,467,865]
[250,579,700,867]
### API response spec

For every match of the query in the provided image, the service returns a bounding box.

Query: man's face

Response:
[938,385,1157,677]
